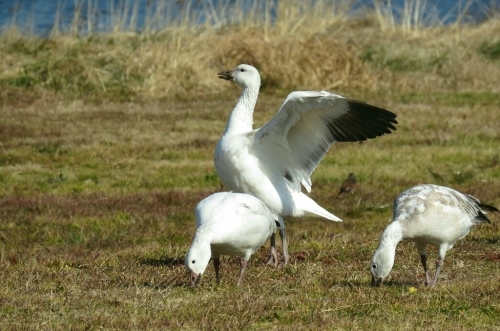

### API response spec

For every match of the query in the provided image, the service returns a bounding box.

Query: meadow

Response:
[0,1,500,329]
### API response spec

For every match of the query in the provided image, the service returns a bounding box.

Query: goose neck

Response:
[195,224,214,242]
[379,222,404,250]
[224,86,259,135]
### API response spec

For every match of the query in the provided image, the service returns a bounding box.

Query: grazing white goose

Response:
[370,184,499,287]
[185,192,281,286]
[216,64,398,265]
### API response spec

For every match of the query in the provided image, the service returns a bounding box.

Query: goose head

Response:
[218,64,261,90]
[185,244,211,287]
[370,247,395,286]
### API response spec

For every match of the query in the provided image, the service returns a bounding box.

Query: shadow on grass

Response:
[139,257,185,267]
[372,280,422,288]
[330,279,422,288]
[141,278,189,289]
[469,236,500,245]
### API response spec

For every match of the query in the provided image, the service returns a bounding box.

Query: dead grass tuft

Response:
[213,32,373,92]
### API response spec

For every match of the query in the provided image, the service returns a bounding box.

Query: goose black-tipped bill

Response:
[190,271,200,287]
[217,70,233,80]
[372,274,383,287]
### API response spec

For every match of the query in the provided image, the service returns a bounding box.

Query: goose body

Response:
[370,184,498,287]
[216,64,398,264]
[185,192,280,286]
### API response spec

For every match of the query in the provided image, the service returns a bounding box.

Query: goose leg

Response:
[237,260,247,286]
[266,233,279,267]
[279,227,289,267]
[420,254,432,286]
[214,258,221,284]
[431,245,449,287]
[416,242,431,286]
[432,258,444,287]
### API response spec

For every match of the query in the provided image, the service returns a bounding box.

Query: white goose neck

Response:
[379,222,404,249]
[224,85,259,135]
[193,225,214,245]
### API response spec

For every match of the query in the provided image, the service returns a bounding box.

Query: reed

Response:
[0,0,499,103]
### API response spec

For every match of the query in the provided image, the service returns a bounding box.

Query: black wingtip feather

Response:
[327,99,398,143]
[474,203,499,225]
[346,99,398,123]
[475,211,491,224]
[478,203,500,213]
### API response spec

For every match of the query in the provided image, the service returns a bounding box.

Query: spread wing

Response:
[250,91,397,192]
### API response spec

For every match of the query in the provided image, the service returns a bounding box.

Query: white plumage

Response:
[216,64,397,265]
[185,192,280,286]
[371,184,498,287]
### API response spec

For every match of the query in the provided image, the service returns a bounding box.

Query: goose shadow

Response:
[328,279,422,288]
[141,277,190,289]
[139,257,185,267]
[139,256,190,289]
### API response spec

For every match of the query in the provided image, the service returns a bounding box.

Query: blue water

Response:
[0,0,498,37]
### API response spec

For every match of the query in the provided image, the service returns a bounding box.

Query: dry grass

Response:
[1,1,500,329]
[1,92,499,329]
[1,1,500,102]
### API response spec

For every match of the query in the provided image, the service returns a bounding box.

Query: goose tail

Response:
[295,192,343,222]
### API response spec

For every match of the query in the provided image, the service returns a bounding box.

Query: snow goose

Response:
[370,184,498,287]
[185,192,281,286]
[216,64,398,265]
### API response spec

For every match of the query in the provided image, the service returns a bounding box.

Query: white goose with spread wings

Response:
[215,64,398,264]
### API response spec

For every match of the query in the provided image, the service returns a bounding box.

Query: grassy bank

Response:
[1,1,500,329]
[1,1,500,103]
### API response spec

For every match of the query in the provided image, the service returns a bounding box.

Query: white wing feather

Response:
[251,91,348,193]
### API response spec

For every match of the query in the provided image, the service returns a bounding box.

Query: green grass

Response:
[359,46,450,72]
[479,40,500,60]
[399,91,500,106]
[1,88,499,329]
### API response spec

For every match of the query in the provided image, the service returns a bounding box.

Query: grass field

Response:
[1,1,500,330]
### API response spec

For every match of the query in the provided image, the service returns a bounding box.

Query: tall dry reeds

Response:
[0,0,499,103]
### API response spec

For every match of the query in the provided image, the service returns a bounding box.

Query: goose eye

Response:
[192,260,196,264]
[240,68,245,72]
[372,264,377,269]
